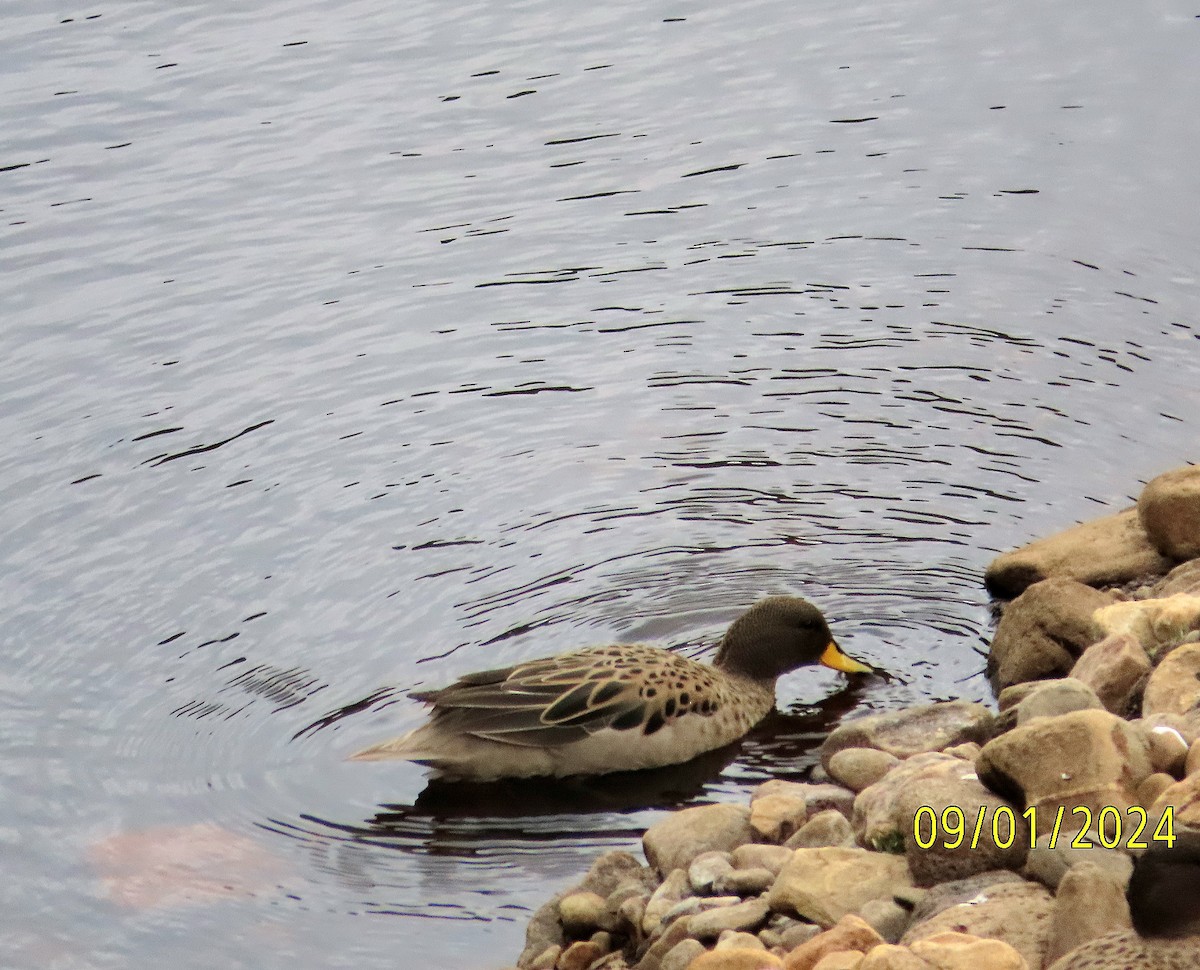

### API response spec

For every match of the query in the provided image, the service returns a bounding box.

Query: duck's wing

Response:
[414,646,719,748]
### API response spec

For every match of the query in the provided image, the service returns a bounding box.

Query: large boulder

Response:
[976,709,1154,828]
[1143,642,1200,734]
[984,507,1172,599]
[1138,465,1200,561]
[987,579,1115,689]
[819,701,994,771]
[1066,632,1150,715]
[1093,595,1200,658]
[853,753,971,847]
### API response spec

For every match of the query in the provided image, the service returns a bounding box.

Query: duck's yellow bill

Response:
[819,640,875,675]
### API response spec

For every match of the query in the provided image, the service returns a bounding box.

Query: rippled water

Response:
[3,0,1199,967]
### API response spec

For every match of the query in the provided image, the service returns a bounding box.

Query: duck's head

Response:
[1129,829,1200,938]
[713,595,876,682]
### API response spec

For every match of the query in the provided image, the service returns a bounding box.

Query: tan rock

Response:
[733,844,795,875]
[853,753,973,847]
[559,940,606,970]
[856,898,911,943]
[856,944,927,970]
[1138,465,1200,560]
[984,507,1171,599]
[1135,720,1190,776]
[690,947,785,970]
[1143,642,1200,728]
[786,810,856,850]
[717,931,767,951]
[690,898,773,941]
[820,702,993,771]
[781,914,884,970]
[528,944,560,970]
[658,938,706,970]
[559,891,613,934]
[1042,861,1131,967]
[976,709,1154,829]
[1149,772,1200,830]
[1150,558,1200,597]
[751,794,809,844]
[1137,772,1177,806]
[942,743,980,761]
[1067,633,1150,714]
[987,579,1116,689]
[809,954,864,970]
[828,749,902,793]
[1023,828,1133,891]
[907,931,1029,969]
[901,880,1053,969]
[643,868,690,934]
[751,780,855,819]
[767,848,912,927]
[1094,594,1200,656]
[643,804,753,875]
[1189,738,1200,776]
[992,680,1103,735]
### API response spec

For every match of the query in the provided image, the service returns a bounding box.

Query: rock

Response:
[559,891,614,934]
[717,931,766,951]
[1042,862,1131,967]
[976,709,1154,827]
[856,898,910,943]
[942,743,980,761]
[984,507,1171,599]
[820,702,994,771]
[1138,465,1200,560]
[753,781,856,820]
[901,879,1053,969]
[767,847,912,927]
[1094,595,1200,657]
[1150,772,1200,830]
[1143,642,1200,731]
[644,869,691,934]
[778,922,823,950]
[987,579,1115,689]
[607,878,651,914]
[853,753,973,847]
[658,939,706,970]
[1138,772,1177,806]
[992,680,1103,735]
[828,749,901,793]
[644,805,753,875]
[691,853,736,895]
[688,945,784,970]
[527,945,560,970]
[898,774,1029,886]
[1151,558,1200,597]
[807,954,863,970]
[619,895,648,940]
[1023,828,1133,891]
[1189,738,1200,776]
[781,914,885,970]
[853,944,926,970]
[635,918,691,970]
[722,868,776,897]
[733,845,794,875]
[786,810,856,850]
[1067,633,1150,715]
[751,794,809,844]
[905,931,1029,969]
[559,940,606,970]
[689,898,772,940]
[1137,720,1191,775]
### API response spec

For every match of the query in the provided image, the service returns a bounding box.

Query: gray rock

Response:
[718,867,775,897]
[634,918,692,970]
[687,897,771,940]
[908,870,1026,923]
[1139,465,1200,561]
[643,804,753,876]
[689,852,735,895]
[984,507,1172,599]
[777,922,822,951]
[642,868,691,935]
[784,809,855,849]
[826,747,900,792]
[820,700,994,770]
[1151,558,1200,597]
[987,578,1115,689]
[991,679,1104,735]
[857,898,911,943]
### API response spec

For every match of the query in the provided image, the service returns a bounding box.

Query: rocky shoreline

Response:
[504,464,1200,970]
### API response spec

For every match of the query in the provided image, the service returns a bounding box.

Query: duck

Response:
[1047,831,1200,970]
[349,595,877,780]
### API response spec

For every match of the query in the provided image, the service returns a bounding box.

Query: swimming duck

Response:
[350,595,876,779]
[1047,832,1200,970]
